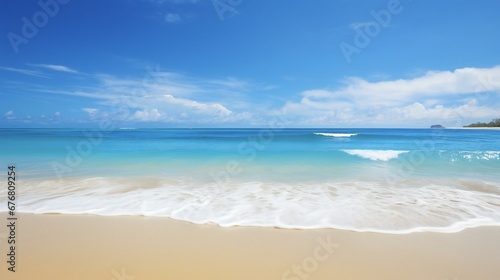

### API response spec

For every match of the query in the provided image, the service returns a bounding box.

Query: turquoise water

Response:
[1,128,500,233]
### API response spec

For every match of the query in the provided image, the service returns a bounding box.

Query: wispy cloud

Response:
[29,64,78,73]
[1,64,78,80]
[4,110,15,120]
[349,22,377,29]
[35,67,255,124]
[144,0,198,24]
[82,108,99,115]
[207,77,250,89]
[163,94,232,116]
[165,13,181,23]
[0,66,46,78]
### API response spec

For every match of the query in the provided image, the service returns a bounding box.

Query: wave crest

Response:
[342,149,409,161]
[314,132,358,138]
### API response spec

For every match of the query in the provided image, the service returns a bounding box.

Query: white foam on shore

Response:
[342,149,409,161]
[314,133,358,137]
[3,177,500,234]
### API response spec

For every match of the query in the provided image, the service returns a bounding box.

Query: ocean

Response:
[1,128,499,233]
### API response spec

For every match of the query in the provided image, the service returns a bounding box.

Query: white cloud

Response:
[36,67,253,124]
[132,109,162,121]
[82,108,99,117]
[5,111,15,120]
[163,94,232,116]
[282,66,500,126]
[165,13,181,23]
[29,64,78,73]
[55,112,61,117]
[31,63,499,127]
[383,99,499,125]
[125,94,232,123]
[339,66,500,105]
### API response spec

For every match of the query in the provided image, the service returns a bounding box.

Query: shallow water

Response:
[1,128,499,233]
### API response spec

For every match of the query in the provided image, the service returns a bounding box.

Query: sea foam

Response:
[4,177,500,234]
[342,149,409,161]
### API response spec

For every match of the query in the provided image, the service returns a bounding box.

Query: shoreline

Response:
[1,213,500,280]
[447,127,500,130]
[5,211,500,235]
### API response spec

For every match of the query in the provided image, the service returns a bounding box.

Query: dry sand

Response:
[1,213,500,280]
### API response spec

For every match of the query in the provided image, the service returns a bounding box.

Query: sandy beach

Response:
[1,213,499,280]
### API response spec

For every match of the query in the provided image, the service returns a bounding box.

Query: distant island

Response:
[464,118,500,127]
[430,124,444,128]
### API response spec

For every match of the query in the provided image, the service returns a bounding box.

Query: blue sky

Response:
[1,0,499,128]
